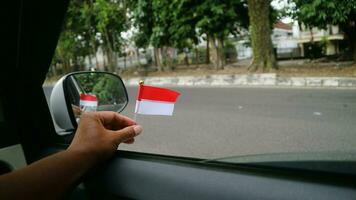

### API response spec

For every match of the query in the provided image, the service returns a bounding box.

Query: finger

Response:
[123,138,135,144]
[95,111,137,130]
[110,125,143,144]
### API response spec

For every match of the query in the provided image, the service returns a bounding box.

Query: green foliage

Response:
[168,0,200,49]
[150,0,174,48]
[94,0,128,52]
[195,0,249,39]
[73,73,126,105]
[224,40,238,63]
[92,76,126,105]
[291,0,356,61]
[74,73,103,93]
[131,0,249,49]
[53,0,92,69]
[51,0,256,74]
[131,0,154,48]
[292,0,356,29]
[52,0,129,74]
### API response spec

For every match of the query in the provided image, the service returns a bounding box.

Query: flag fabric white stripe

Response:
[80,100,98,107]
[135,100,175,116]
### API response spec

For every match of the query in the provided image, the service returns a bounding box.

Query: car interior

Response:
[1,1,356,199]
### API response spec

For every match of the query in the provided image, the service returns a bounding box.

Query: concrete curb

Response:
[123,74,356,88]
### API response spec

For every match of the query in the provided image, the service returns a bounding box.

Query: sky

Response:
[271,0,294,23]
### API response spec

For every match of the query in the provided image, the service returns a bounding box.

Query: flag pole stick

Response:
[134,80,144,122]
[133,112,137,122]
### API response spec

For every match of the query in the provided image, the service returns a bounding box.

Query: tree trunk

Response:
[195,48,199,65]
[129,52,133,68]
[209,36,217,67]
[113,52,119,73]
[335,21,356,62]
[63,60,70,74]
[353,39,356,62]
[210,36,224,70]
[95,53,99,69]
[217,37,225,69]
[153,48,158,66]
[247,0,277,72]
[345,23,356,62]
[103,29,115,72]
[309,28,314,43]
[352,24,356,62]
[209,36,217,69]
[164,47,173,72]
[92,42,99,69]
[73,56,79,71]
[106,48,114,72]
[206,36,210,64]
[88,54,93,70]
[184,51,189,66]
[79,56,85,71]
[51,64,58,77]
[154,47,163,71]
[136,48,142,68]
[124,53,127,70]
[102,50,108,71]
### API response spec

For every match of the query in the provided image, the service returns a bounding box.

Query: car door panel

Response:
[83,152,356,200]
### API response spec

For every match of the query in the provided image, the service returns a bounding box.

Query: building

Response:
[273,21,299,58]
[295,23,344,57]
[235,21,344,60]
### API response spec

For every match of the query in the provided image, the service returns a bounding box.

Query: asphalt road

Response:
[43,86,356,159]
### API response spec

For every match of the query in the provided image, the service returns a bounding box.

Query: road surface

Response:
[43,86,356,159]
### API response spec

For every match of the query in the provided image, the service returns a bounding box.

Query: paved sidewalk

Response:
[123,73,356,88]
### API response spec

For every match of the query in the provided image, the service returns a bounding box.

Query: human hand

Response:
[68,111,142,164]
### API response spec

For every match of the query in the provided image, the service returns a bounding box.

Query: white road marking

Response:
[313,112,322,116]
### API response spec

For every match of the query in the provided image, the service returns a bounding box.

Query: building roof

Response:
[274,21,292,30]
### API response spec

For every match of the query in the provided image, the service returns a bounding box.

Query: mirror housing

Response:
[50,72,128,134]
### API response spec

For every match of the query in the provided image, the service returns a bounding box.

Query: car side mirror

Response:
[50,72,128,134]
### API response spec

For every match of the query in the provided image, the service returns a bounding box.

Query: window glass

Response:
[44,0,356,167]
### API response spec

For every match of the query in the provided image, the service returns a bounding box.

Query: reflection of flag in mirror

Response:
[135,84,180,116]
[80,93,98,113]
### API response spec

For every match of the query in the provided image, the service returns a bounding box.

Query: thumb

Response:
[111,125,143,144]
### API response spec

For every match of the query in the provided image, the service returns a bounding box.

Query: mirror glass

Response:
[64,72,128,120]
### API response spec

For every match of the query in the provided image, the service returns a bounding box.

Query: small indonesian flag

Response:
[135,84,180,116]
[80,93,98,112]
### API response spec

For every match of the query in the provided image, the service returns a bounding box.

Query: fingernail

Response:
[133,125,143,136]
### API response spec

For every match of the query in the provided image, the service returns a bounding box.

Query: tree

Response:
[131,0,155,68]
[51,0,93,75]
[131,0,172,71]
[51,0,131,76]
[81,1,101,69]
[131,0,154,48]
[195,0,249,70]
[131,0,248,71]
[94,0,128,73]
[169,1,199,50]
[291,0,356,62]
[247,0,277,72]
[150,0,177,71]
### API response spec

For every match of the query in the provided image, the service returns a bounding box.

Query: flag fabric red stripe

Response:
[137,85,180,102]
[80,93,97,101]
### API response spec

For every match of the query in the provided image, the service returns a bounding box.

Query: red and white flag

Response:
[80,93,98,112]
[135,84,180,116]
